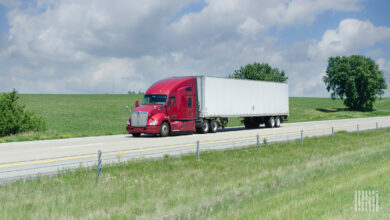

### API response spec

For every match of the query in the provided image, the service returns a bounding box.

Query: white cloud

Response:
[237,17,265,35]
[310,19,390,57]
[1,0,388,97]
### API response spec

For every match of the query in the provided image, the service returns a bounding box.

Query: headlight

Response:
[127,119,131,125]
[149,120,158,125]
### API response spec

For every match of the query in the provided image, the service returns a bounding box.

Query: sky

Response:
[0,0,390,97]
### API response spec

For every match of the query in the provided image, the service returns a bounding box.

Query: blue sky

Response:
[0,0,389,97]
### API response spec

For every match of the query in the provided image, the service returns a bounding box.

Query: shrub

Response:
[0,90,46,137]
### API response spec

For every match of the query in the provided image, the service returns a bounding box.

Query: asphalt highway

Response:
[1,116,390,183]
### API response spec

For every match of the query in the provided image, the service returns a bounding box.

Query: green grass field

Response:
[1,95,389,142]
[1,128,389,219]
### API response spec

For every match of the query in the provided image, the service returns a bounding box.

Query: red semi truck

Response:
[126,76,289,137]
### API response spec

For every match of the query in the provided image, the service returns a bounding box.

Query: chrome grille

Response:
[130,111,148,127]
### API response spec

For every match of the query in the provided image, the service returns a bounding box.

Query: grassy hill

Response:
[1,95,389,142]
[1,128,389,219]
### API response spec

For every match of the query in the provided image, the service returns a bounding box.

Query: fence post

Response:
[357,124,359,136]
[97,150,102,182]
[376,122,378,131]
[332,127,334,140]
[257,134,260,152]
[197,141,200,161]
[301,130,303,145]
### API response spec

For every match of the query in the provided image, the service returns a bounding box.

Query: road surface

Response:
[1,116,390,183]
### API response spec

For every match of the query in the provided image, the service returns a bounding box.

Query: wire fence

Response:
[1,120,390,184]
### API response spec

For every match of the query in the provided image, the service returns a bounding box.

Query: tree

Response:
[323,55,387,111]
[0,89,46,137]
[229,62,288,83]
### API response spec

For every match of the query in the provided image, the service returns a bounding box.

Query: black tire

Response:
[209,120,218,133]
[244,117,259,129]
[160,122,170,137]
[244,118,253,128]
[132,133,141,137]
[201,120,209,134]
[275,116,281,128]
[265,117,275,128]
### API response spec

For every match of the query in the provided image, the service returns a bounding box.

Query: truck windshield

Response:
[142,95,167,105]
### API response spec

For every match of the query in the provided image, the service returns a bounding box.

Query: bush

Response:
[0,90,46,137]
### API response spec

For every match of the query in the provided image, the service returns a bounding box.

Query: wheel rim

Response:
[276,118,280,127]
[211,121,217,131]
[203,122,209,132]
[271,117,275,127]
[161,123,169,136]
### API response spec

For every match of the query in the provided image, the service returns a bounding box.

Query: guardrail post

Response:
[97,150,102,182]
[196,141,200,161]
[357,124,359,136]
[301,130,303,145]
[376,122,378,131]
[332,127,334,140]
[257,134,260,152]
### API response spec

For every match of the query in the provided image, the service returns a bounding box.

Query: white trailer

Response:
[195,76,289,130]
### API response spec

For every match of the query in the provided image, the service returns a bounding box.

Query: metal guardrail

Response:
[1,120,390,184]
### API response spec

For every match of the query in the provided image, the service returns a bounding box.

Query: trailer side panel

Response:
[197,76,289,117]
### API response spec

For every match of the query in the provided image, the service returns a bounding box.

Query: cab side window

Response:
[187,97,192,108]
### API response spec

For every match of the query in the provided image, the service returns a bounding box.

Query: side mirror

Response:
[135,100,139,107]
[170,100,175,107]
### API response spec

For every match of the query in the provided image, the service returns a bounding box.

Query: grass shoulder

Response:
[1,128,390,219]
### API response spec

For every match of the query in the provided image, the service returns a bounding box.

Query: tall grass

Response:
[1,128,389,219]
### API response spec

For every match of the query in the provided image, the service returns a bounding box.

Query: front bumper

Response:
[126,124,160,134]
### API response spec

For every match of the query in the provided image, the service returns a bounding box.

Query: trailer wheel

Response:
[201,120,209,134]
[275,117,281,128]
[209,120,218,133]
[132,133,141,137]
[160,122,170,137]
[265,117,275,128]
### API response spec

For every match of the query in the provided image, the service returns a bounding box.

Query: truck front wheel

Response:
[160,122,170,137]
